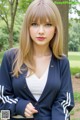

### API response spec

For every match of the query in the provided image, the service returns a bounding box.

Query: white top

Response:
[26,65,49,101]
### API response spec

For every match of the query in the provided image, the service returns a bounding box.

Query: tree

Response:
[0,0,33,48]
[0,0,18,48]
[53,0,69,56]
[0,24,9,51]
[69,0,80,21]
[19,0,32,12]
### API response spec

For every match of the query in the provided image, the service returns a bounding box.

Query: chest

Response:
[34,56,51,79]
[12,59,61,100]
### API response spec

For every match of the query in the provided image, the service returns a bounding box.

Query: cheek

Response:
[30,28,33,35]
[47,29,55,38]
[30,29,35,39]
[30,28,37,37]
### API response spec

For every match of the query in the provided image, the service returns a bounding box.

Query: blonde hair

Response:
[12,0,63,77]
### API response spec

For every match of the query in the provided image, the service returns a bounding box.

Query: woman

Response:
[0,0,74,120]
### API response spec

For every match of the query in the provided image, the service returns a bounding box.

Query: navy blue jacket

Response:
[0,48,74,120]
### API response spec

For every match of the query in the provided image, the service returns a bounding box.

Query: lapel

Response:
[38,55,54,102]
[23,54,55,102]
[24,78,37,101]
[22,71,37,101]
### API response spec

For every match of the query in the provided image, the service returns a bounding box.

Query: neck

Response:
[33,44,51,57]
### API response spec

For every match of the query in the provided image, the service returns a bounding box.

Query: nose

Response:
[38,25,44,34]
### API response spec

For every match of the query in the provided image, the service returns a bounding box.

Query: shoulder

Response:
[5,47,18,56]
[53,54,69,65]
[5,47,18,57]
[59,54,70,72]
[3,48,19,63]
[59,54,69,65]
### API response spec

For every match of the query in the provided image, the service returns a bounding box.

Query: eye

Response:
[45,23,52,26]
[31,23,38,26]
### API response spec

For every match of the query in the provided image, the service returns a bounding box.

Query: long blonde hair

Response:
[12,0,63,77]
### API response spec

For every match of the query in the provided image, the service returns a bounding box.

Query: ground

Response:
[71,76,80,120]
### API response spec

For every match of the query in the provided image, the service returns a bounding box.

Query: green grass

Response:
[68,52,80,74]
[68,55,80,61]
[70,110,75,115]
[68,52,80,67]
[70,67,80,75]
[69,61,80,68]
[72,118,80,120]
[74,92,80,102]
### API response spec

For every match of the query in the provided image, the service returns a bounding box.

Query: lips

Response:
[36,37,46,41]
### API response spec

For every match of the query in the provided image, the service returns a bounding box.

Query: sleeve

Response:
[0,51,30,117]
[51,57,74,120]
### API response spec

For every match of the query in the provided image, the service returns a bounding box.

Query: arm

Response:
[0,51,30,117]
[51,57,74,120]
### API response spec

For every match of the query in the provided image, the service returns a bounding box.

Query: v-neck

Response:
[23,54,54,102]
[33,63,49,80]
[32,55,52,79]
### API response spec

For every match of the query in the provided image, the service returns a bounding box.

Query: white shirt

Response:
[26,65,49,101]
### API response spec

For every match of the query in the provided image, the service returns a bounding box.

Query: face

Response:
[29,19,55,46]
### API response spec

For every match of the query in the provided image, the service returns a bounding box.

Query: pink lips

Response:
[36,37,46,41]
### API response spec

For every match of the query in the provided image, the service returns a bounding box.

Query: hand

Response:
[24,102,38,118]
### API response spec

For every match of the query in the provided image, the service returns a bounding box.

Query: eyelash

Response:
[45,23,52,26]
[31,23,52,26]
[31,23,38,26]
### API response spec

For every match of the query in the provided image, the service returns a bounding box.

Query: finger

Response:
[27,103,34,110]
[24,111,32,118]
[25,108,33,115]
[27,103,37,111]
[28,103,35,108]
[27,106,38,114]
[32,108,38,114]
[27,103,38,113]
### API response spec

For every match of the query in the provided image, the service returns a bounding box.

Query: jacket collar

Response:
[22,54,55,102]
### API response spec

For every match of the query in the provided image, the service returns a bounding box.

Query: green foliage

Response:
[69,0,80,21]
[0,0,10,14]
[0,23,9,51]
[68,20,80,51]
[0,0,11,25]
[19,0,32,12]
[13,23,21,43]
[0,19,21,50]
[13,14,23,45]
[0,0,19,48]
[0,51,4,63]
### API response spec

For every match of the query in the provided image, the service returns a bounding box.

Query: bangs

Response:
[29,4,56,25]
